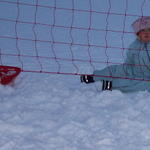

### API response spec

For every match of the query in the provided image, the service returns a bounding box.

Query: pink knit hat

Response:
[132,16,150,33]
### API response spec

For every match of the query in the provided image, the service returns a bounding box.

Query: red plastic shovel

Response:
[0,65,21,85]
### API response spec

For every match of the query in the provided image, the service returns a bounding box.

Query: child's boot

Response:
[102,80,112,91]
[80,75,95,84]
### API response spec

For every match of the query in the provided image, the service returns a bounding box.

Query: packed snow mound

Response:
[0,73,150,150]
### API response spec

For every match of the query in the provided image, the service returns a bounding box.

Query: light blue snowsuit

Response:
[93,39,150,92]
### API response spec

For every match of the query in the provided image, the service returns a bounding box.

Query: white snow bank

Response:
[0,73,150,150]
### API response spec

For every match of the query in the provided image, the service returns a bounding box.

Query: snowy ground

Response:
[1,73,150,150]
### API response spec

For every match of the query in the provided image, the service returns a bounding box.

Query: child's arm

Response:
[124,50,134,65]
[124,40,138,65]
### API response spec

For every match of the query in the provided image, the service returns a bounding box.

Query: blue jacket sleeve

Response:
[124,40,138,65]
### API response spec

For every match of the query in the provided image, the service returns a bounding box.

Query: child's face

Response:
[138,29,150,43]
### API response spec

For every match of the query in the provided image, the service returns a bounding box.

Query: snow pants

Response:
[93,65,150,92]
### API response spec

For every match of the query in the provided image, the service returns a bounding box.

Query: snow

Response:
[0,73,150,150]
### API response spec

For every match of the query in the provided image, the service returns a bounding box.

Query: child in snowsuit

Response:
[81,16,150,92]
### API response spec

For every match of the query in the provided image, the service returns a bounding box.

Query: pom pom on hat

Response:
[132,16,150,33]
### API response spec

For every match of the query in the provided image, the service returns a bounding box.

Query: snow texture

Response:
[0,73,150,150]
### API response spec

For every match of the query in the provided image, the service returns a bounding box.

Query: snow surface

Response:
[1,73,150,150]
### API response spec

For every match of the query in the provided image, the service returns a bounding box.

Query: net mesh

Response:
[0,0,149,81]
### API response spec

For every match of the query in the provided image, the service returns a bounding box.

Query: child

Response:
[81,16,150,92]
